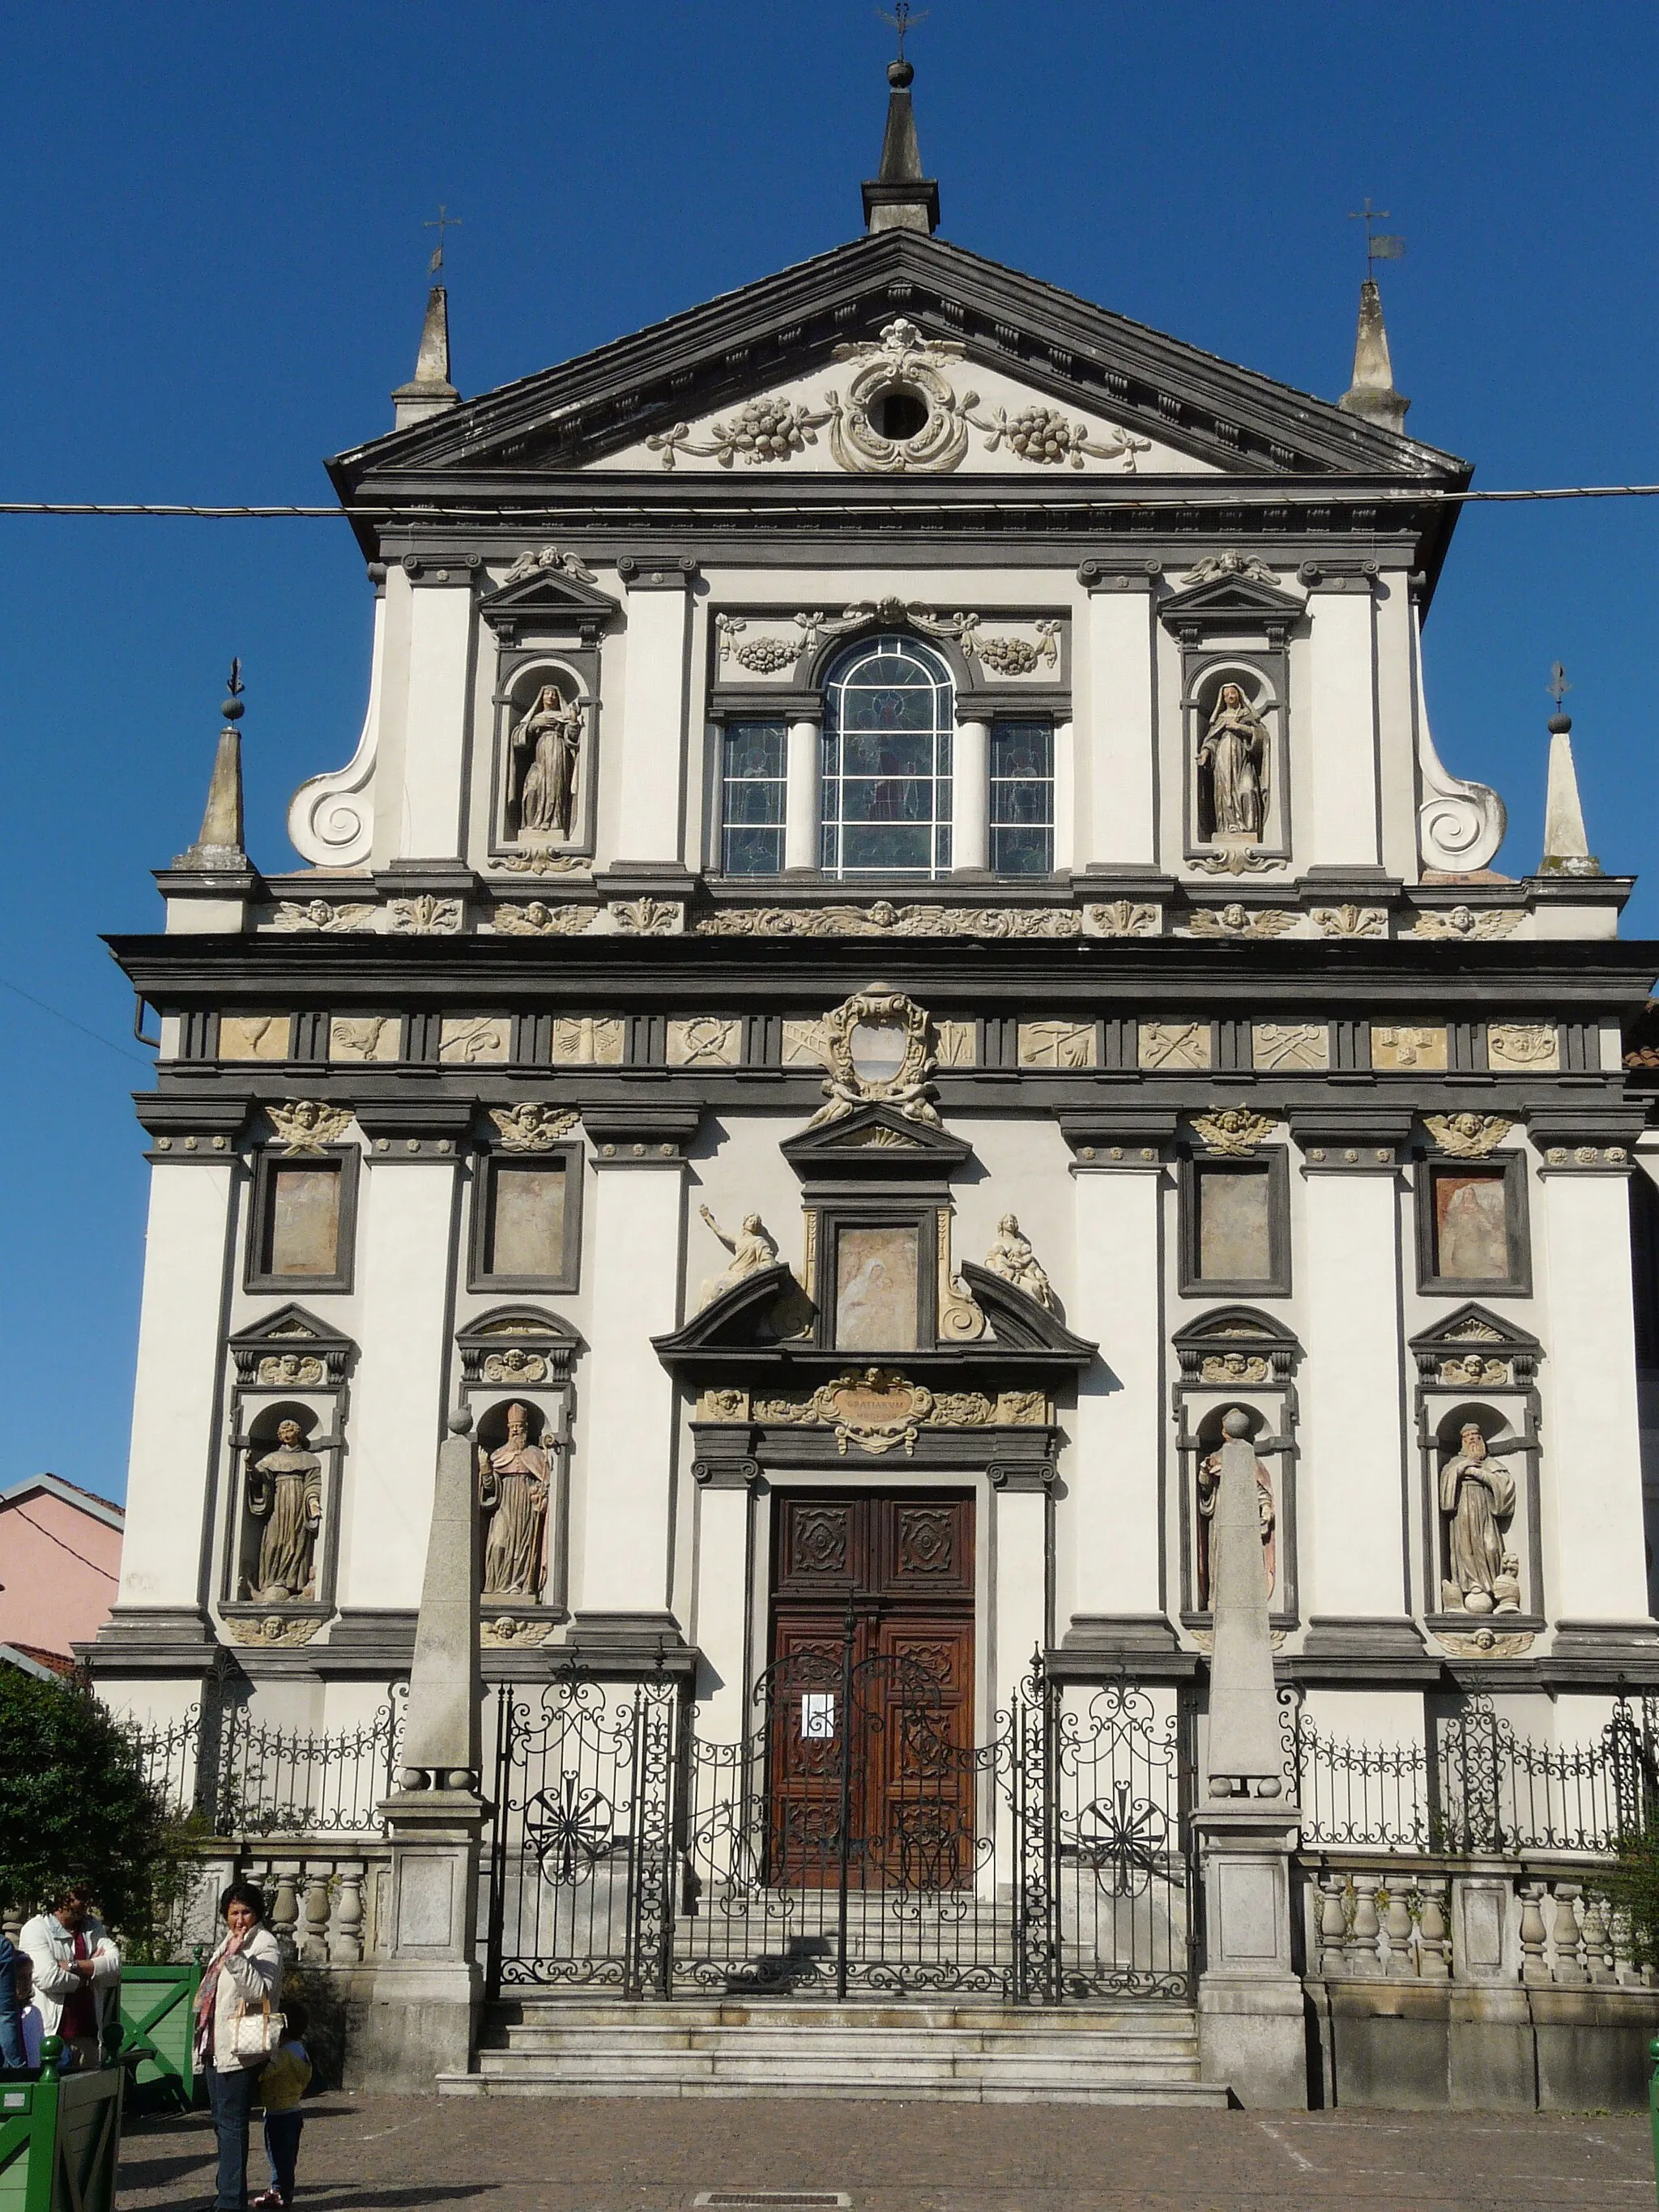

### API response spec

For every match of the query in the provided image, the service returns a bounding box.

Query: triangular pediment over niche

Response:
[228,1305,356,1387]
[781,1102,972,1182]
[331,232,1463,492]
[1157,569,1309,647]
[1409,1303,1541,1385]
[1171,1305,1302,1384]
[477,564,621,644]
[456,1304,584,1388]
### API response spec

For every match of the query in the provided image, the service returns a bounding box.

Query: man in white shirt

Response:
[19,1884,121,2071]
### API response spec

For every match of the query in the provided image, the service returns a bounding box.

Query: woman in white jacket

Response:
[19,1883,122,2070]
[193,1882,284,2212]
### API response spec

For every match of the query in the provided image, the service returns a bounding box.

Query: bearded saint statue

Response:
[1197,681,1270,842]
[246,1421,323,1601]
[1439,1424,1520,1614]
[479,1403,551,1602]
[510,684,582,839]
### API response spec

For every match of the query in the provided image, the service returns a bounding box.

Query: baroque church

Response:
[88,59,1659,2106]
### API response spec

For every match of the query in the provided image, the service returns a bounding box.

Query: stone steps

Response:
[439,1998,1226,2105]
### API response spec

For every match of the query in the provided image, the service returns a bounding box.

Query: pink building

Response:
[0,1475,124,1672]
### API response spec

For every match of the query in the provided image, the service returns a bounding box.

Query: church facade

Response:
[88,67,1659,2101]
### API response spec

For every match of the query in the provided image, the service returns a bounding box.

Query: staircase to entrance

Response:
[442,1996,1226,2104]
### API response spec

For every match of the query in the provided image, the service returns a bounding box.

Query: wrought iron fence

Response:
[1293,1694,1659,1856]
[126,1687,405,1837]
[484,1656,1196,2005]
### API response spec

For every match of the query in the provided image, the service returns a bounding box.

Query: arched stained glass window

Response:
[821,634,953,877]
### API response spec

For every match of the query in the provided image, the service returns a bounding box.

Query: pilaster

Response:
[1306,575,1380,868]
[989,1464,1051,1709]
[783,710,822,872]
[394,560,477,861]
[615,556,697,867]
[1077,564,1157,869]
[952,714,990,873]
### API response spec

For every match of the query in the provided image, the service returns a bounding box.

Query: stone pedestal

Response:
[1192,1804,1307,2106]
[358,1791,486,2086]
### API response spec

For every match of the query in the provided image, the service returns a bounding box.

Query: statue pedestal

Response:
[358,1788,487,2090]
[1192,1802,1307,2108]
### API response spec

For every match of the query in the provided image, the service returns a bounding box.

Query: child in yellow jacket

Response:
[251,1994,312,2210]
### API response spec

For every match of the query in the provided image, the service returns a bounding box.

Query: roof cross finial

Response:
[1349,196,1405,281]
[879,1,928,67]
[1547,661,1572,712]
[424,202,462,277]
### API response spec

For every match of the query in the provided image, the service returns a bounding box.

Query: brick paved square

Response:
[115,2095,1653,2211]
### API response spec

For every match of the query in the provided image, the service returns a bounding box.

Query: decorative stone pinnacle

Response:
[863,36,939,237]
[1338,278,1410,435]
[173,657,249,872]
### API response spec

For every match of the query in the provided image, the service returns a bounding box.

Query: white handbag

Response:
[228,1993,286,2065]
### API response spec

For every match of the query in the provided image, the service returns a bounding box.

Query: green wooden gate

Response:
[0,2040,124,2212]
[117,1963,203,2115]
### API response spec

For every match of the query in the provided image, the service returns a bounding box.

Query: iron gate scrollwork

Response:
[486,1652,1195,2003]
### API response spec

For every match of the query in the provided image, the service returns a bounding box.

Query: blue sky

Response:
[0,1,1653,1502]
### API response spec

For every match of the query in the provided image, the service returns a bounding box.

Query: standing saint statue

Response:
[697,1205,779,1308]
[1196,681,1270,842]
[1439,1423,1519,1613]
[984,1214,1059,1312]
[479,1402,551,1602]
[510,683,583,839]
[245,1420,323,1602]
[1196,1440,1276,1609]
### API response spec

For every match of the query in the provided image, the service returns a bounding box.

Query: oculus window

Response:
[719,718,787,876]
[989,718,1055,876]
[248,1153,356,1293]
[1417,1157,1529,1295]
[821,635,953,877]
[471,1150,582,1293]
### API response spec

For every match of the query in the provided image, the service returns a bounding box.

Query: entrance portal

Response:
[766,1490,975,1891]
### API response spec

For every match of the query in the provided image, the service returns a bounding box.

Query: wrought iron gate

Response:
[485,1654,1195,2003]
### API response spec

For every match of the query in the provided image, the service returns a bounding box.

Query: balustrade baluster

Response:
[1415,1880,1450,1980]
[267,1863,301,1958]
[1580,1891,1616,1985]
[301,1868,332,1964]
[331,1864,366,1964]
[1549,1882,1587,1984]
[1518,1882,1550,1986]
[1348,1874,1384,1976]
[1381,1884,1415,1976]
[1316,1874,1349,1976]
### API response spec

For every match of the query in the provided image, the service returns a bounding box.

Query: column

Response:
[783,712,821,872]
[1537,1154,1650,1623]
[1294,1122,1425,1660]
[337,1109,469,1616]
[396,571,474,860]
[572,1115,693,1649]
[952,714,990,873]
[614,557,697,865]
[1059,1127,1173,1650]
[1080,570,1156,869]
[690,1465,757,1737]
[109,1127,242,1624]
[1305,580,1381,869]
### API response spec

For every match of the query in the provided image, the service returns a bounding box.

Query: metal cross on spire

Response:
[424,203,462,277]
[1349,197,1405,280]
[879,0,928,63]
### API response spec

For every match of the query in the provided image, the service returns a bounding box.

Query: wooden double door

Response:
[766,1489,975,1890]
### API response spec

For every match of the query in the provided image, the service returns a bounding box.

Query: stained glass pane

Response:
[842,823,932,871]
[823,634,953,878]
[991,722,1051,779]
[725,825,784,875]
[990,825,1050,875]
[721,719,787,877]
[726,722,785,779]
[726,780,784,825]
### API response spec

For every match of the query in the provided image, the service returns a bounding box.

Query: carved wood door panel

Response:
[767,1490,974,1890]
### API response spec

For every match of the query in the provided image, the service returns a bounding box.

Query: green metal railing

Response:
[0,2037,124,2212]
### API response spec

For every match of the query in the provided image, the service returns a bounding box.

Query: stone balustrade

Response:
[182,1840,393,1966]
[1307,1858,1649,1988]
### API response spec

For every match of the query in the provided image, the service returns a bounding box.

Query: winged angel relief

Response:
[646,318,1150,477]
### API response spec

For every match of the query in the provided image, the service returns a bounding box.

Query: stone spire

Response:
[392,285,460,429]
[862,58,940,235]
[1338,278,1410,434]
[1541,671,1601,876]
[173,662,249,871]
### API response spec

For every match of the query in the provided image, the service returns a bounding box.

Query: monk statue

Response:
[983,1214,1059,1312]
[1196,681,1270,842]
[479,1402,551,1602]
[1439,1423,1519,1613]
[245,1420,323,1601]
[1196,1440,1277,1609]
[510,684,583,839]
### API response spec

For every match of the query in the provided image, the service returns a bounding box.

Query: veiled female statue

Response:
[479,1402,551,1601]
[245,1420,323,1601]
[1439,1424,1519,1613]
[510,683,582,839]
[1197,681,1270,842]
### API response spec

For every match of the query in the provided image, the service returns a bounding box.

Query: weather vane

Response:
[1349,197,1405,280]
[424,203,462,278]
[879,1,928,64]
[1548,662,1572,710]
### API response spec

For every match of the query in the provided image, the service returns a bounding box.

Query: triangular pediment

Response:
[1409,1303,1541,1375]
[478,562,621,640]
[332,232,1465,496]
[780,1102,973,1178]
[228,1304,356,1385]
[653,1263,813,1354]
[955,1263,1096,1360]
[1158,569,1309,645]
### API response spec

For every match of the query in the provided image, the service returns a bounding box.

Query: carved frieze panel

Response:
[1140,1022,1212,1072]
[439,1017,511,1065]
[1253,1023,1328,1073]
[1407,906,1520,942]
[933,1020,976,1068]
[667,1017,742,1068]
[329,1016,400,1063]
[1018,1021,1097,1070]
[1486,1024,1560,1072]
[1373,1025,1448,1072]
[549,1016,625,1066]
[695,901,1080,940]
[220,1015,292,1062]
[1084,901,1161,938]
[753,1367,1050,1456]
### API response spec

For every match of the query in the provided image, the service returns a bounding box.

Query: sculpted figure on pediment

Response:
[697,1205,779,1308]
[983,1214,1058,1313]
[510,684,582,839]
